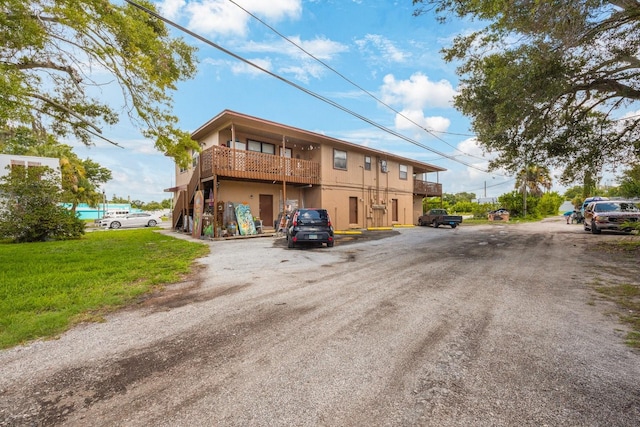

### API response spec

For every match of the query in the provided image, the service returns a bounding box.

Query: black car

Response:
[286,208,334,248]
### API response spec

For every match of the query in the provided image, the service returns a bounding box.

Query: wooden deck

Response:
[201,146,320,184]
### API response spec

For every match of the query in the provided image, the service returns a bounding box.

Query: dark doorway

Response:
[259,194,273,228]
[349,196,358,224]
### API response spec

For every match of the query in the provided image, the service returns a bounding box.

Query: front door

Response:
[259,194,273,229]
[349,197,358,225]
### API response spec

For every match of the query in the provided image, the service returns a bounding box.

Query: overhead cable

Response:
[226,0,484,160]
[124,0,491,173]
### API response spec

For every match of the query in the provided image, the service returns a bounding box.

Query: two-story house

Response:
[167,110,444,235]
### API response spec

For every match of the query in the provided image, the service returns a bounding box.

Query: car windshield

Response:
[594,202,639,213]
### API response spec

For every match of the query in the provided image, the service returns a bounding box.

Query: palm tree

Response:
[515,165,553,197]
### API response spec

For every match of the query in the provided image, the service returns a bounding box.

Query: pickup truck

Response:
[418,209,463,229]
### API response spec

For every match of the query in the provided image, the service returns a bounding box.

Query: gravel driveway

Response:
[1,218,639,426]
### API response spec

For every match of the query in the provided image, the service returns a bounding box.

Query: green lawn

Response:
[0,229,209,349]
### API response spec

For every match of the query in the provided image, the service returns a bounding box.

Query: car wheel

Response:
[450,223,457,229]
[432,220,439,228]
[327,241,334,247]
[591,220,601,234]
[147,220,157,227]
[584,222,589,232]
[287,237,295,248]
[110,221,121,229]
[418,218,423,226]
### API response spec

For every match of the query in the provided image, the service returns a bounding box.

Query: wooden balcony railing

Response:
[201,145,320,185]
[414,178,442,197]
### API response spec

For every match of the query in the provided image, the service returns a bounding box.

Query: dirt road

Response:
[1,219,639,426]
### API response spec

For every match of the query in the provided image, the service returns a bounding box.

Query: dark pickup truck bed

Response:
[418,209,463,229]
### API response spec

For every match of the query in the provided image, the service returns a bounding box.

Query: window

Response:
[334,149,347,170]
[380,160,388,173]
[262,143,275,155]
[192,150,199,167]
[248,140,261,152]
[364,156,371,171]
[247,139,276,154]
[399,164,408,180]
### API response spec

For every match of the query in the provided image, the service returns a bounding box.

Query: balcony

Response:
[414,178,442,197]
[201,145,320,185]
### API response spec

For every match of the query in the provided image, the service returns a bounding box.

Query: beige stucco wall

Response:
[312,145,418,229]
[176,112,443,231]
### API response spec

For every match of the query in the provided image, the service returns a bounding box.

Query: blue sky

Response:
[72,0,538,203]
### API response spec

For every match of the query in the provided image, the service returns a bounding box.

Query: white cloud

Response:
[230,57,273,75]
[244,37,348,60]
[159,0,302,38]
[381,73,456,110]
[157,0,186,19]
[355,34,411,63]
[377,73,458,137]
[394,109,451,135]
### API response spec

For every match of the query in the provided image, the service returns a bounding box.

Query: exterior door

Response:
[349,197,358,224]
[392,199,398,222]
[259,194,273,229]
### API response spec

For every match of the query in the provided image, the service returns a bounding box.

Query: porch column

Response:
[282,135,287,213]
[213,174,218,238]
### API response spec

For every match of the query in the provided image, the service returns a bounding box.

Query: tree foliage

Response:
[515,165,552,197]
[0,166,85,242]
[617,163,640,198]
[1,0,199,166]
[413,0,640,184]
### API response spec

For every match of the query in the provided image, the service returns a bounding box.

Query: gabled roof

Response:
[192,110,446,174]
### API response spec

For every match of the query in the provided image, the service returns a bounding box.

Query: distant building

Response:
[474,197,498,204]
[0,154,59,178]
[60,203,142,220]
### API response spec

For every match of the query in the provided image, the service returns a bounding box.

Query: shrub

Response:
[0,166,85,242]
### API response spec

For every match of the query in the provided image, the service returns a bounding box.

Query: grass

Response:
[594,283,640,349]
[0,229,209,349]
[591,236,640,348]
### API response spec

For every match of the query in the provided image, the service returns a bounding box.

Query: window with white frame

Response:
[399,164,408,180]
[334,149,347,170]
[364,155,371,170]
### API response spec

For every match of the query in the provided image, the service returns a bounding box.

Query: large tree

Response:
[1,0,199,166]
[412,0,640,184]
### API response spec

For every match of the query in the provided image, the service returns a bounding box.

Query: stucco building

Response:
[167,110,445,235]
[0,154,59,178]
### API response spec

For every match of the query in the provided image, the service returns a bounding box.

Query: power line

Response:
[226,0,483,160]
[124,0,492,173]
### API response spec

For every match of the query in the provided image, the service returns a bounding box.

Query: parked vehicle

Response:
[580,196,608,215]
[418,209,463,228]
[100,212,162,229]
[104,209,130,218]
[583,200,640,234]
[286,208,334,248]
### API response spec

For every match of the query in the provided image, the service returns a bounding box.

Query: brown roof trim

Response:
[191,110,446,173]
